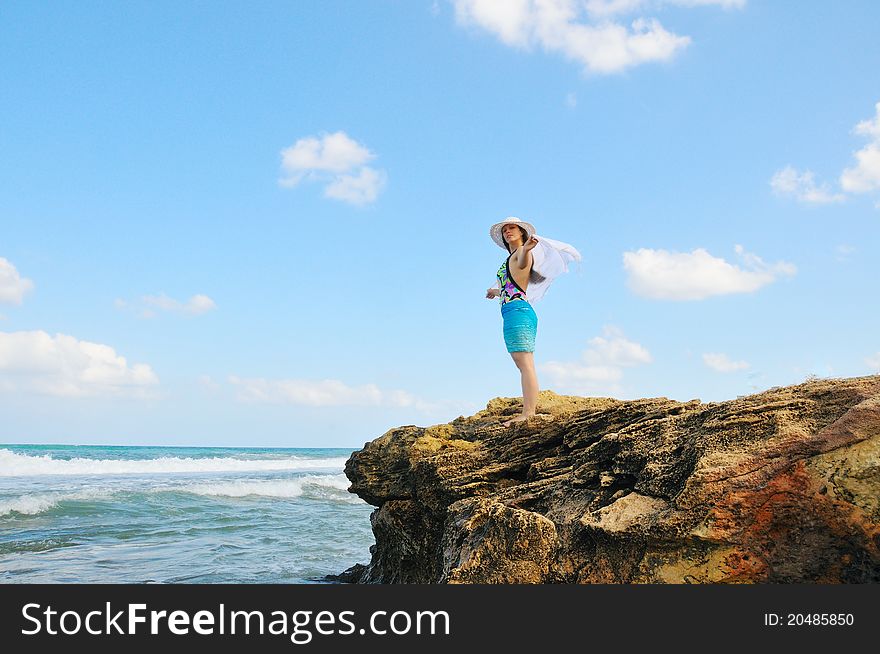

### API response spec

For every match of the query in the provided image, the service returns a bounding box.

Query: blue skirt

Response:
[501,300,537,353]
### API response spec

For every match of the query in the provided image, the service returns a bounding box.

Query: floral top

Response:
[496,254,527,305]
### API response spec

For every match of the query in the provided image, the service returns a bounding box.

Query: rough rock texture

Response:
[342,375,880,583]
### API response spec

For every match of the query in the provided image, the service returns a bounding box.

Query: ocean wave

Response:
[0,473,360,517]
[175,474,355,500]
[0,490,109,516]
[0,449,348,477]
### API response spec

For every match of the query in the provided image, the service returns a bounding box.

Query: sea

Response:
[0,445,374,584]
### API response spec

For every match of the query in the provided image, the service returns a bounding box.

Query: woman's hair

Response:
[503,226,545,282]
[503,225,529,252]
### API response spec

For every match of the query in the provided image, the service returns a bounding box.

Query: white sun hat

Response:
[489,216,537,250]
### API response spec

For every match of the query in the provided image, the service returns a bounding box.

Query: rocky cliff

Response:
[339,375,880,583]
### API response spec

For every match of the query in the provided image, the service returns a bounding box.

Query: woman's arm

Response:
[511,236,539,272]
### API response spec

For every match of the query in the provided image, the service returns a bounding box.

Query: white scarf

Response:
[497,235,582,302]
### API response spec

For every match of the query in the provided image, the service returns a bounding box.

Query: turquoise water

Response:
[0,445,374,583]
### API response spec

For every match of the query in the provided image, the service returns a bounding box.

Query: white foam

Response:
[300,473,351,492]
[0,489,109,516]
[176,474,353,499]
[0,474,360,516]
[177,479,306,499]
[0,449,348,477]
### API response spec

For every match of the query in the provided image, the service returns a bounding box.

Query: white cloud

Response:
[853,103,880,140]
[143,293,216,316]
[452,0,743,75]
[840,102,880,194]
[540,325,651,396]
[565,92,578,108]
[453,0,690,74]
[324,167,387,206]
[583,326,653,367]
[227,376,434,411]
[623,244,796,300]
[835,244,855,262]
[866,352,880,372]
[279,131,386,206]
[117,293,216,318]
[280,132,374,181]
[672,0,745,6]
[0,258,35,305]
[585,0,646,16]
[0,330,159,398]
[779,101,880,207]
[198,374,221,394]
[770,166,845,204]
[703,352,749,372]
[585,0,745,16]
[666,0,745,8]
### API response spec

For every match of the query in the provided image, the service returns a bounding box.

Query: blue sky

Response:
[1,0,879,447]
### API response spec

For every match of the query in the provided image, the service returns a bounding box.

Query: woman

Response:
[486,217,581,427]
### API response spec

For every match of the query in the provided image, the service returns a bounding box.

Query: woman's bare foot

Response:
[502,413,535,427]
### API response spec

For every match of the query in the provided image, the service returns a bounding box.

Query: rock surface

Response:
[341,375,880,583]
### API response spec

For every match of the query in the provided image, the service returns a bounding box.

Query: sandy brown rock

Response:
[441,497,558,583]
[341,380,880,583]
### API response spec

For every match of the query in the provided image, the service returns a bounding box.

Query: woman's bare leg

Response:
[503,351,538,426]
